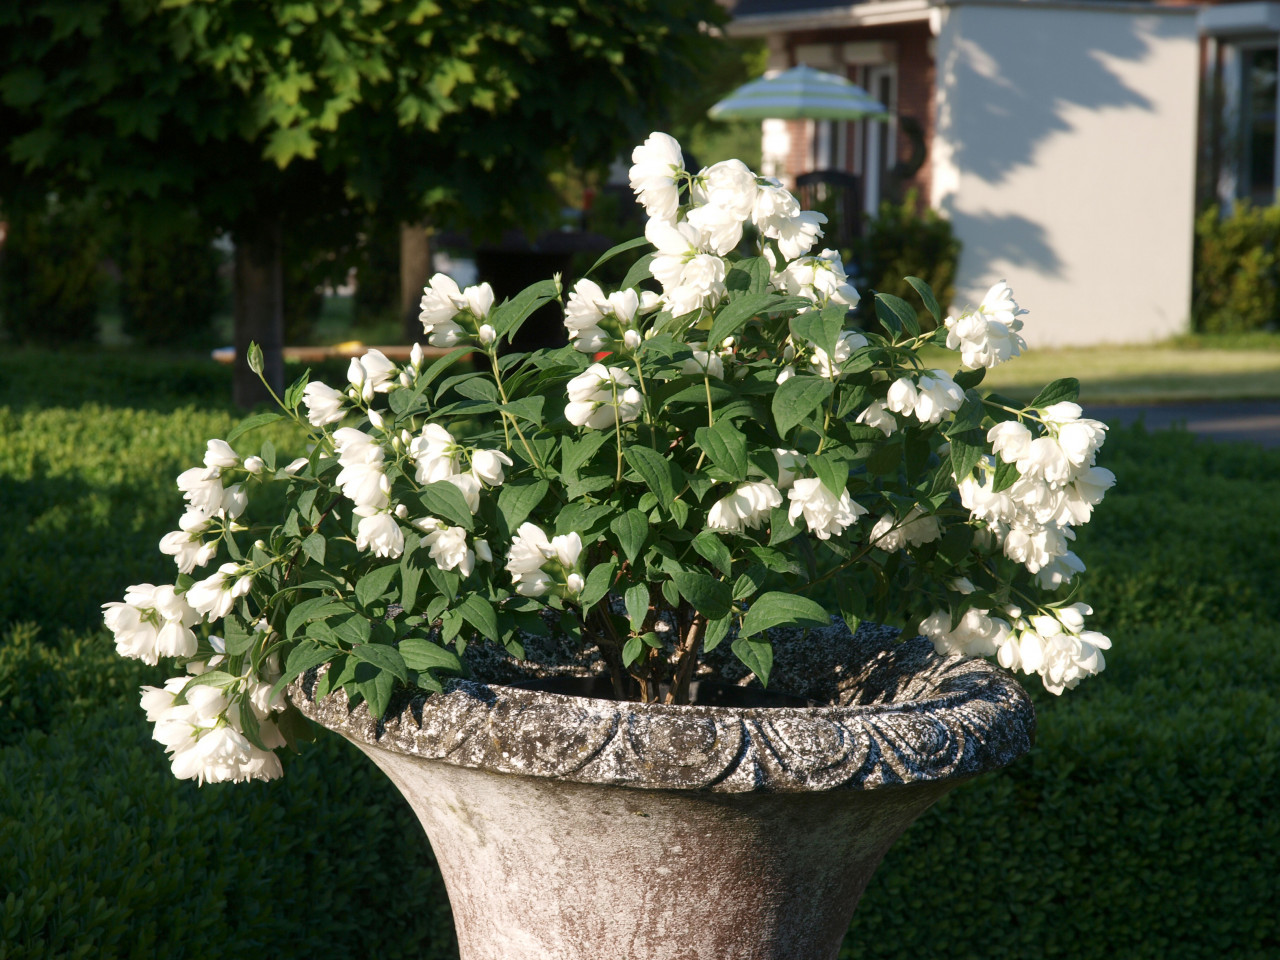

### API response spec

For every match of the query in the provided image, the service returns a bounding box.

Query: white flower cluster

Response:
[922,601,1110,695]
[627,132,837,323]
[563,279,662,354]
[707,481,782,533]
[959,402,1114,580]
[504,523,585,598]
[885,370,965,424]
[565,363,644,430]
[103,583,200,664]
[944,281,1028,370]
[419,275,496,348]
[140,645,287,784]
[159,439,251,575]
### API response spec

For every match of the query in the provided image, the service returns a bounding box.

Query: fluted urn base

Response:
[292,623,1035,960]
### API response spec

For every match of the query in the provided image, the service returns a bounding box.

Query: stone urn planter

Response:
[291,623,1034,960]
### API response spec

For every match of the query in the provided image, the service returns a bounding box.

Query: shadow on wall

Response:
[937,206,1062,281]
[938,11,1184,186]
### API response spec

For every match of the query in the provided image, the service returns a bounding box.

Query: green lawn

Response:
[922,335,1280,403]
[1,348,1276,959]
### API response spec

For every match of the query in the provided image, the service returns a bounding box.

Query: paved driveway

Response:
[1084,401,1280,448]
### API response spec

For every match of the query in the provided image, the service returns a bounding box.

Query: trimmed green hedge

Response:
[0,351,1276,959]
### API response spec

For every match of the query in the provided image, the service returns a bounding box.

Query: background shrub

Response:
[0,197,105,346]
[854,192,960,329]
[117,212,221,348]
[1192,202,1280,334]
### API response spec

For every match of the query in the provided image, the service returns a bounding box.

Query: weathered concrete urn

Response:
[292,622,1034,960]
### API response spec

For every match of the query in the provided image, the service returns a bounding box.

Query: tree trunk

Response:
[233,223,284,410]
[400,222,432,342]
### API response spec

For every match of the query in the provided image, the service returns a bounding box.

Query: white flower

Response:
[772,210,827,261]
[176,466,224,518]
[751,177,827,259]
[855,400,897,437]
[334,428,390,511]
[988,421,1033,463]
[471,448,514,487]
[445,472,482,514]
[564,278,612,353]
[355,512,404,559]
[629,132,685,222]
[920,608,1010,658]
[885,370,964,424]
[221,483,247,520]
[685,201,746,257]
[284,457,309,475]
[464,283,495,320]
[646,218,727,316]
[203,439,239,469]
[422,525,475,577]
[809,330,868,379]
[775,364,796,385]
[103,584,199,665]
[870,506,941,552]
[773,449,805,490]
[186,563,252,622]
[419,274,468,346]
[781,250,860,308]
[1035,551,1087,590]
[787,477,865,540]
[302,381,346,426]
[409,423,460,484]
[691,159,758,220]
[564,364,643,430]
[681,342,724,379]
[348,349,397,401]
[1016,437,1074,486]
[707,481,782,534]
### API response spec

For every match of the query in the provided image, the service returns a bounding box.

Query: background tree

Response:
[0,0,725,406]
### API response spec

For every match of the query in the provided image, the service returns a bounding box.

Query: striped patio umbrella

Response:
[708,65,889,121]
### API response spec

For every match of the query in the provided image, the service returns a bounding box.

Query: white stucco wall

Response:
[931,0,1201,347]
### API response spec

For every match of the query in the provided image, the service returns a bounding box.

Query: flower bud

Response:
[284,457,308,475]
[411,343,424,369]
[478,324,497,345]
[368,409,385,430]
[623,329,642,350]
[243,456,264,475]
[394,503,408,519]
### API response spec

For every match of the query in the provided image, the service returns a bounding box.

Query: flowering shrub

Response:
[105,132,1114,785]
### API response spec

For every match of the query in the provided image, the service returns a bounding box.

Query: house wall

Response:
[931,0,1201,347]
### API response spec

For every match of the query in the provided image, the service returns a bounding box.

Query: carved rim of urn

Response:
[290,621,1036,794]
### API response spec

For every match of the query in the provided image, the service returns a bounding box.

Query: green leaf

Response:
[702,615,732,653]
[767,506,801,546]
[866,442,902,476]
[357,668,395,719]
[227,412,285,443]
[285,597,349,640]
[399,533,424,613]
[949,430,987,482]
[725,256,771,296]
[458,594,498,639]
[491,278,559,339]
[624,583,650,632]
[739,591,831,638]
[351,643,409,683]
[562,432,609,474]
[691,531,733,577]
[622,635,644,668]
[1030,378,1081,408]
[807,453,848,497]
[610,509,649,563]
[733,564,768,600]
[578,561,616,609]
[790,303,845,360]
[419,347,473,391]
[621,253,655,291]
[497,480,548,533]
[399,638,463,673]
[772,376,834,437]
[624,445,678,506]
[284,370,311,410]
[695,422,749,481]
[707,293,807,349]
[937,524,974,564]
[905,276,942,323]
[301,532,326,566]
[356,565,399,609]
[875,293,920,338]
[419,481,475,530]
[503,396,545,426]
[953,367,986,391]
[993,458,1020,492]
[731,636,774,687]
[670,570,732,620]
[583,236,649,279]
[270,641,335,700]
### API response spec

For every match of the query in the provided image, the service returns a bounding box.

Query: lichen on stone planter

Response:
[291,622,1034,960]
